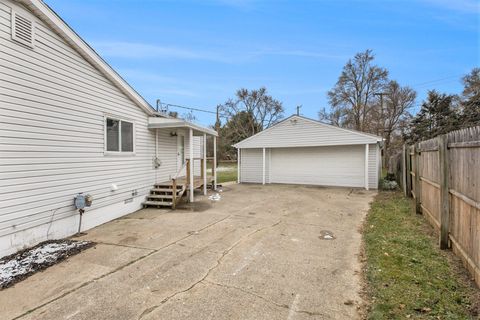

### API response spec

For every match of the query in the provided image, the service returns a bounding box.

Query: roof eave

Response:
[148,118,218,136]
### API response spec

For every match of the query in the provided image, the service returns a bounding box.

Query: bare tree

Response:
[219,87,284,138]
[216,87,284,160]
[181,110,196,122]
[318,107,341,126]
[369,80,416,166]
[327,49,388,131]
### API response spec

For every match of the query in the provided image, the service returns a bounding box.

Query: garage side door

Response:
[240,148,263,183]
[270,145,365,187]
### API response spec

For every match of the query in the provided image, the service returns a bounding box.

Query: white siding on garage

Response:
[0,0,200,256]
[368,144,379,189]
[234,116,380,149]
[240,149,263,183]
[269,146,365,187]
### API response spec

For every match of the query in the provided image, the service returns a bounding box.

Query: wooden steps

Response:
[142,183,186,209]
[143,200,173,207]
[143,175,214,209]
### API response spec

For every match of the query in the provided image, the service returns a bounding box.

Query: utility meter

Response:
[74,193,93,209]
[74,193,92,234]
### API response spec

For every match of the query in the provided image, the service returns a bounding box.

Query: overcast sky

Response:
[47,0,479,126]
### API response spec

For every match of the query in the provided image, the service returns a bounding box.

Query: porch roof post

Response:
[213,135,217,190]
[189,128,194,202]
[155,129,158,184]
[262,147,266,185]
[237,148,240,184]
[203,133,207,195]
[365,144,369,190]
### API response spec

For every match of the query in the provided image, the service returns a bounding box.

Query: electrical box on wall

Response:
[74,193,93,209]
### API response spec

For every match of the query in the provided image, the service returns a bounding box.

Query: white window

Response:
[105,116,135,154]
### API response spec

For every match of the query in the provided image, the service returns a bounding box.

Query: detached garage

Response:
[233,115,382,190]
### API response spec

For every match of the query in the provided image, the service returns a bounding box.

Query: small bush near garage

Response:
[363,192,479,319]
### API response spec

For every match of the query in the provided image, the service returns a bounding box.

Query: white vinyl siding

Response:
[368,143,379,189]
[240,149,263,183]
[0,0,205,254]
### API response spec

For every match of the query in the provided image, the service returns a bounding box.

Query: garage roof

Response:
[233,115,382,149]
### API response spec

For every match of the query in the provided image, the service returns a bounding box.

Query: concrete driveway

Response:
[0,184,375,320]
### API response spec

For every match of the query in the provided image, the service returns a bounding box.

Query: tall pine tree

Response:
[404,91,460,143]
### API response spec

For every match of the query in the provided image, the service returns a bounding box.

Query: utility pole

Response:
[374,92,388,168]
[216,105,220,132]
[373,92,387,135]
[215,105,221,168]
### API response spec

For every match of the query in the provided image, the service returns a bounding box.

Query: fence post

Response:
[414,143,422,214]
[402,144,407,196]
[438,134,450,249]
[406,145,412,198]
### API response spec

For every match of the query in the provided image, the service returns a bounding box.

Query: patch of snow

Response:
[208,193,221,201]
[0,240,91,289]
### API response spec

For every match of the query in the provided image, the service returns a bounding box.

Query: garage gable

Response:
[234,115,381,149]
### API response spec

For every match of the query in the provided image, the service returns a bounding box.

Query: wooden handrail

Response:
[171,159,189,210]
[172,178,177,209]
[186,159,191,186]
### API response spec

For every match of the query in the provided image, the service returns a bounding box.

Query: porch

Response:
[143,158,216,209]
[147,117,218,208]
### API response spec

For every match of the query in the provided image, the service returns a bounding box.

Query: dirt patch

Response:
[179,201,212,212]
[0,239,94,290]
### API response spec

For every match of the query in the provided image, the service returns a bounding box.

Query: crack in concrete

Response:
[137,220,282,320]
[204,280,289,310]
[13,214,233,320]
[203,280,324,317]
[95,242,156,251]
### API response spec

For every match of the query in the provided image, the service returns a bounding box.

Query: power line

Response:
[157,100,217,115]
[409,74,463,89]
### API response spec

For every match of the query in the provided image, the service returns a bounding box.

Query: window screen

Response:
[121,121,134,152]
[106,118,119,151]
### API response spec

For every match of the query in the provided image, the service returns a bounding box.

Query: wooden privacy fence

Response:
[401,126,480,287]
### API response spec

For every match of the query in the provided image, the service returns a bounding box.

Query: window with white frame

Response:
[105,117,134,153]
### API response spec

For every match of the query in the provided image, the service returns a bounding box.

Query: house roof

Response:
[18,0,157,116]
[233,115,383,149]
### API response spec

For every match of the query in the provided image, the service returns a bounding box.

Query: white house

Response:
[0,0,217,257]
[234,115,382,189]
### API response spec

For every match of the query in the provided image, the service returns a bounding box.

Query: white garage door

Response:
[270,145,365,187]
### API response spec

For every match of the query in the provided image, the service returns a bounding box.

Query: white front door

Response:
[177,134,185,171]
